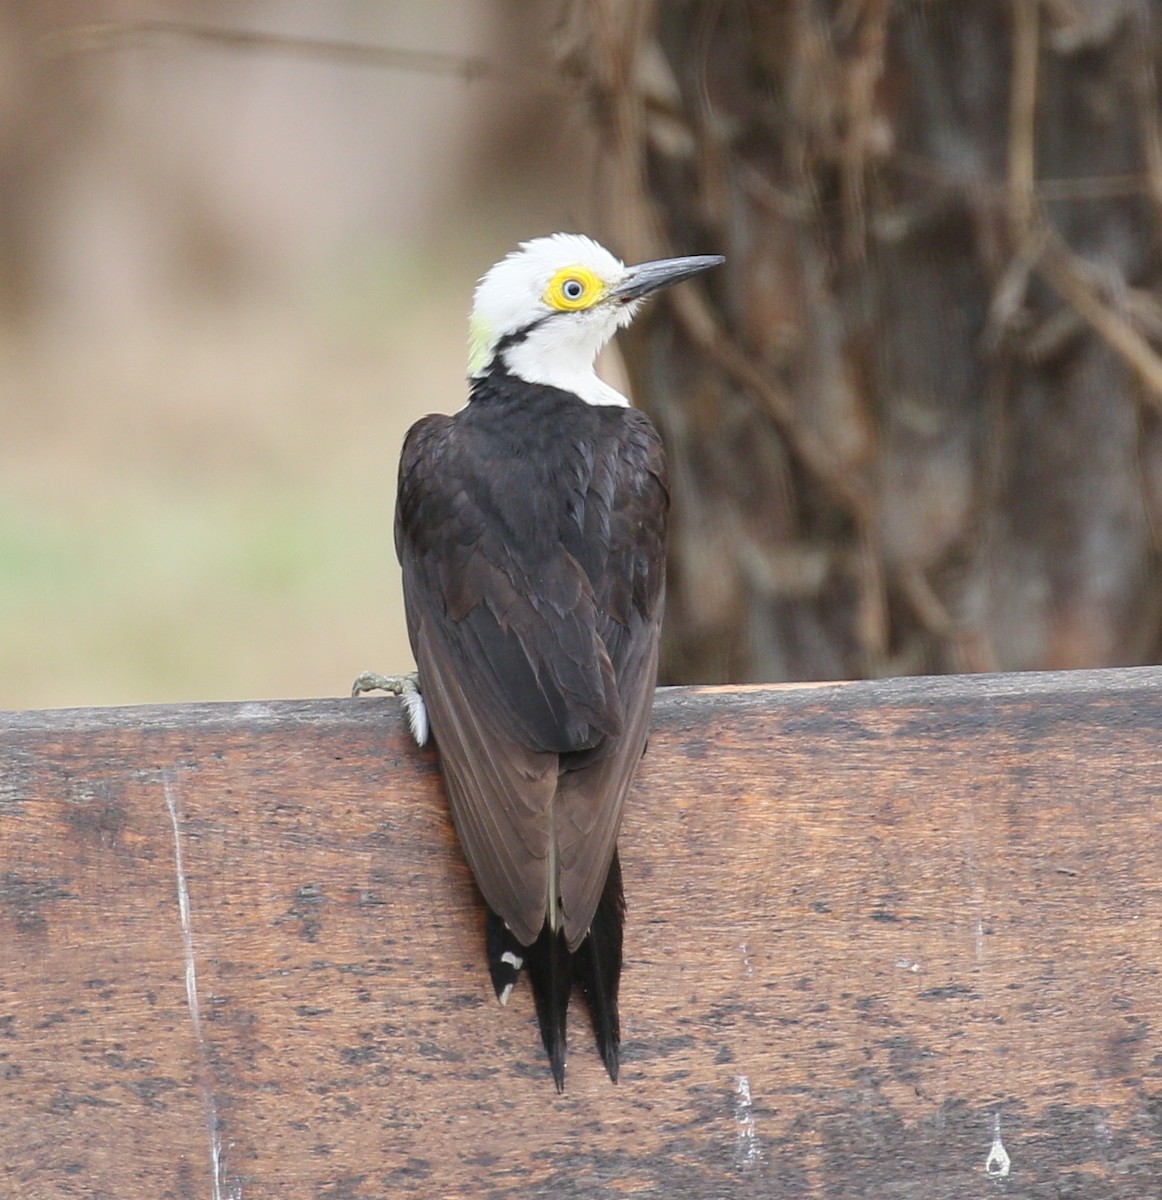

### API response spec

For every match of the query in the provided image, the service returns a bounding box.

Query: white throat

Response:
[495,315,630,408]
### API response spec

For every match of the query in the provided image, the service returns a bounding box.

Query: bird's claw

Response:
[351,670,429,746]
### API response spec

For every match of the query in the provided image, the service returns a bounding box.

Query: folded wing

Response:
[396,408,668,948]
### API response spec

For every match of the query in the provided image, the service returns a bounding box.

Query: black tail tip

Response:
[576,849,624,1087]
[488,848,626,1091]
[550,1049,567,1093]
[602,1045,620,1084]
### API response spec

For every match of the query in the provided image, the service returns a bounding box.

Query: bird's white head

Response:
[468,233,723,407]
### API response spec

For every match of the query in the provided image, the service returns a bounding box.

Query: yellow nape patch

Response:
[544,265,606,312]
[468,313,493,375]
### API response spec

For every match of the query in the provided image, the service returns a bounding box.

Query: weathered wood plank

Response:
[2,669,1161,1198]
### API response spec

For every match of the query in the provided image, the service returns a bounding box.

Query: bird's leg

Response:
[350,670,429,747]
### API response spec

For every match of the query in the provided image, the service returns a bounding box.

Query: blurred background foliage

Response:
[0,1,598,708]
[3,1,1162,710]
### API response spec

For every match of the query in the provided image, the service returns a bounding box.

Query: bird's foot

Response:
[350,670,429,746]
[351,670,414,698]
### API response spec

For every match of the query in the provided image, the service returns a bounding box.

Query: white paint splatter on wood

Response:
[165,772,237,1200]
[733,1075,764,1169]
[985,1111,1011,1179]
[739,941,753,978]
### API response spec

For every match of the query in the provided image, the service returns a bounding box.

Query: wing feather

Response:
[395,400,668,951]
[412,613,556,945]
[557,625,659,949]
[556,413,668,948]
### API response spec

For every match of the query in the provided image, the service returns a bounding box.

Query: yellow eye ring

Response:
[545,265,604,311]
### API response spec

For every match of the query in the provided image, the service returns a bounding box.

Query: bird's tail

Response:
[526,922,573,1091]
[575,848,625,1082]
[486,850,625,1090]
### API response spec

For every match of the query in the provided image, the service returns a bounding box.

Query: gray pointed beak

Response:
[609,253,725,303]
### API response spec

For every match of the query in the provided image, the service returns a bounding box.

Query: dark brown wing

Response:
[395,416,555,944]
[395,404,668,949]
[556,411,668,948]
[409,610,557,945]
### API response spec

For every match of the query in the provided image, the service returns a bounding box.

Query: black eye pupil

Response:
[564,279,584,299]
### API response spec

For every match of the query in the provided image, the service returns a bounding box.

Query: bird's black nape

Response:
[485,851,626,1091]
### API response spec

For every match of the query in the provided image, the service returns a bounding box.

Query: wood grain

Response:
[2,669,1161,1198]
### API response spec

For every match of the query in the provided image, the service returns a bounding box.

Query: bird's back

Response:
[396,373,667,753]
[394,370,668,948]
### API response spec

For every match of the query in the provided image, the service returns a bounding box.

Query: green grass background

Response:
[0,248,468,710]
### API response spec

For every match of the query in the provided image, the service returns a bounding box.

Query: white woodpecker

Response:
[355,233,724,1089]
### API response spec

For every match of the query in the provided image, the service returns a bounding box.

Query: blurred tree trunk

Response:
[560,0,1162,684]
[0,2,96,321]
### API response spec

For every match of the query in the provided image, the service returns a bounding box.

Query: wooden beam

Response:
[2,669,1161,1197]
